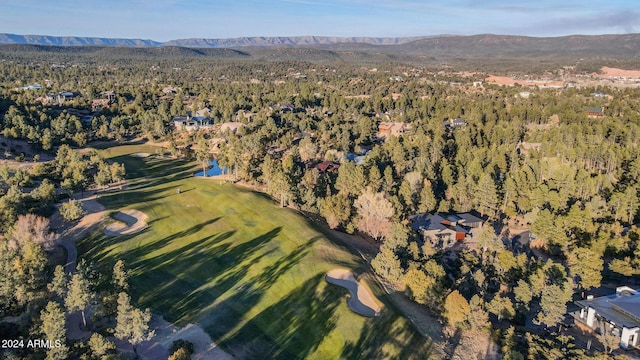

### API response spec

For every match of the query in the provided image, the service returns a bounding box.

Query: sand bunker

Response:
[104,209,148,236]
[133,152,151,158]
[325,269,382,317]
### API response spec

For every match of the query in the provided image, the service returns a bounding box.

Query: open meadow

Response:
[77,144,436,359]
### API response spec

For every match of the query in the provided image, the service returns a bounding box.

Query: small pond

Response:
[195,160,227,177]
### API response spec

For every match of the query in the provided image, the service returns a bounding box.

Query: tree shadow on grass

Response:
[110,155,193,181]
[78,217,224,266]
[197,238,316,336]
[340,308,437,360]
[129,227,304,328]
[217,273,341,360]
[97,182,189,210]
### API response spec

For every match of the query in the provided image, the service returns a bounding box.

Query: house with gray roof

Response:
[45,91,80,105]
[575,286,640,349]
[173,113,213,131]
[410,212,484,250]
[443,117,467,130]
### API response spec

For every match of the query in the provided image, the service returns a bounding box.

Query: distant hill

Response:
[393,34,640,59]
[0,33,161,47]
[0,33,425,47]
[0,44,251,59]
[164,36,426,47]
[1,33,639,68]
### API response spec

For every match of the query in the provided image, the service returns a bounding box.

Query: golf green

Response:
[78,144,434,359]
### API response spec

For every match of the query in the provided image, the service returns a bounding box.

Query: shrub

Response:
[60,199,85,222]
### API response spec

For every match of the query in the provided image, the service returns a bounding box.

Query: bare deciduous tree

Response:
[8,214,56,251]
[354,188,394,240]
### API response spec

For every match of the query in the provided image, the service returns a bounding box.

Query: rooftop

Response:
[577,287,640,329]
[410,212,483,232]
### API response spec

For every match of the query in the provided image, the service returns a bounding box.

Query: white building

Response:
[173,114,213,132]
[576,286,640,349]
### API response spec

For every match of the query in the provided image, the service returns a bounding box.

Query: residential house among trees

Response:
[377,122,411,139]
[219,122,245,133]
[410,212,484,250]
[313,161,340,173]
[443,117,468,130]
[516,142,542,156]
[91,91,116,111]
[586,106,605,117]
[173,112,214,131]
[575,286,640,349]
[45,91,80,105]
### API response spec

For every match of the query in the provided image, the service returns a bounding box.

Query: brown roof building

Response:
[377,122,411,139]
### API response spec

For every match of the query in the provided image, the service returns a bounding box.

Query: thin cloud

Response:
[525,10,640,35]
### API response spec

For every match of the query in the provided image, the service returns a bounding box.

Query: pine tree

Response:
[443,290,470,329]
[65,272,93,328]
[487,295,515,322]
[335,160,357,196]
[536,283,573,327]
[368,165,383,192]
[115,292,155,355]
[475,173,499,218]
[318,193,351,229]
[418,183,437,213]
[60,199,85,222]
[112,260,130,292]
[40,301,68,360]
[567,247,603,289]
[48,265,67,299]
[88,333,116,358]
[195,137,210,177]
[371,247,402,281]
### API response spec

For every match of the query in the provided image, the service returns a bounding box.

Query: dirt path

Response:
[56,196,108,339]
[58,197,107,274]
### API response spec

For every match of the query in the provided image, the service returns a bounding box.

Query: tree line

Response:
[2,54,640,357]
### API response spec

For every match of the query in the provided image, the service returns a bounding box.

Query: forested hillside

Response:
[1,49,640,358]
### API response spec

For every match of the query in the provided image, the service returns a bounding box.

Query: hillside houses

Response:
[21,84,42,91]
[236,109,254,121]
[410,212,484,250]
[312,161,340,173]
[219,122,245,133]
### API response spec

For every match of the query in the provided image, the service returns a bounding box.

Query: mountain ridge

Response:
[0,33,432,47]
[2,33,640,66]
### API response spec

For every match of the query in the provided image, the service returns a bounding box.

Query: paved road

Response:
[58,198,107,274]
[55,197,107,340]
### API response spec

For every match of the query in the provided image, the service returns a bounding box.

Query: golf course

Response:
[77,144,435,359]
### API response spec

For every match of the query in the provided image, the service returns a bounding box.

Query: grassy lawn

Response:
[78,144,435,359]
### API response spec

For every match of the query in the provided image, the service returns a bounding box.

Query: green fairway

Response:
[78,144,435,359]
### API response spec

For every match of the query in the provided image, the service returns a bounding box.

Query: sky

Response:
[1,0,638,41]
